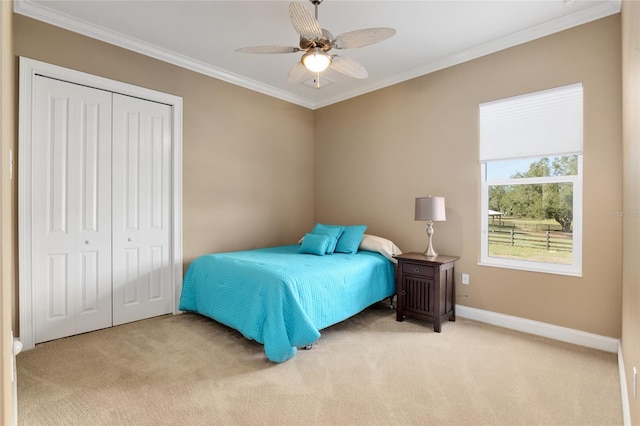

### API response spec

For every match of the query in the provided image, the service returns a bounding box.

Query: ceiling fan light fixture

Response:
[302,47,332,73]
[238,1,396,84]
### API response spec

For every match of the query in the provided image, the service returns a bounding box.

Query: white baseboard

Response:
[455,305,620,353]
[12,333,22,426]
[618,343,632,426]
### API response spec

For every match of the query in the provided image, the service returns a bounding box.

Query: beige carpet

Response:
[17,305,622,425]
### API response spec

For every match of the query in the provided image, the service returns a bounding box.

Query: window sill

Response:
[478,260,582,277]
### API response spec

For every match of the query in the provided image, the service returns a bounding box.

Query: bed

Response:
[178,232,401,362]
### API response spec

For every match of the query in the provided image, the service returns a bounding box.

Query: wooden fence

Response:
[488,226,573,252]
[489,219,566,232]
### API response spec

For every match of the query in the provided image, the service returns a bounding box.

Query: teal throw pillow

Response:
[334,225,368,254]
[299,233,330,256]
[311,223,344,254]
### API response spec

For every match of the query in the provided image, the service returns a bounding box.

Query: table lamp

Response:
[415,196,446,257]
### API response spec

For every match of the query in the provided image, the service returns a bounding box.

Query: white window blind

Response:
[479,83,583,162]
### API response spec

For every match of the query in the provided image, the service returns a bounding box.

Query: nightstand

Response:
[394,252,459,332]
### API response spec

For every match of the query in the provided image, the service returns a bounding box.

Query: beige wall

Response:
[9,15,316,419]
[12,14,316,316]
[1,1,14,424]
[315,15,622,338]
[622,2,639,423]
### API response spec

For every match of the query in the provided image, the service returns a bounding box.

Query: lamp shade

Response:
[415,196,446,221]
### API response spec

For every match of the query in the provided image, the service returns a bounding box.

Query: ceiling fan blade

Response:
[289,2,322,41]
[330,55,368,79]
[288,61,311,85]
[236,46,300,54]
[333,28,396,49]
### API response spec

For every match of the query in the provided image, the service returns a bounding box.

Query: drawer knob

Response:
[401,290,406,296]
[414,267,420,273]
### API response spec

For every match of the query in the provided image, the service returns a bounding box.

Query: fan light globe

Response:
[302,48,332,73]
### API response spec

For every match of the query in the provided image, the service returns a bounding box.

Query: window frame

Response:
[479,156,583,276]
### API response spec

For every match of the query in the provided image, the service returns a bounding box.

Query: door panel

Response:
[112,94,172,325]
[80,250,100,312]
[32,76,113,343]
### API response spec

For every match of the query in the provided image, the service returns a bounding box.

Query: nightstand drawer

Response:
[402,262,435,278]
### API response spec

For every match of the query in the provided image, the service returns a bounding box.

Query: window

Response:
[479,84,583,276]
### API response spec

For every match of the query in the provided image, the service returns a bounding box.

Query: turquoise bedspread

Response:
[179,245,395,362]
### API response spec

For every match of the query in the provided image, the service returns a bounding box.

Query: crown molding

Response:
[13,0,316,109]
[14,0,621,110]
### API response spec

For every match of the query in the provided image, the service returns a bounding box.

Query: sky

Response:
[485,157,536,180]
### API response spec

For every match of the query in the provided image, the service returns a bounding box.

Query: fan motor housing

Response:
[299,29,334,52]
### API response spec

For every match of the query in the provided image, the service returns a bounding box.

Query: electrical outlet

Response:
[461,273,469,285]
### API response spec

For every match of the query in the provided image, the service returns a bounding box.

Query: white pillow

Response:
[358,234,402,263]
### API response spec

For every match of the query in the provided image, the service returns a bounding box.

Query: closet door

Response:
[112,94,172,325]
[32,76,113,343]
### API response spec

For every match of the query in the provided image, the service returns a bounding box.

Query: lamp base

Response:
[423,221,438,258]
[423,246,438,258]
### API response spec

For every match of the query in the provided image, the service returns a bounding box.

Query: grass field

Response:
[488,243,573,264]
[488,217,573,264]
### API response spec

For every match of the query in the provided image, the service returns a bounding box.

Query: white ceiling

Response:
[15,0,621,110]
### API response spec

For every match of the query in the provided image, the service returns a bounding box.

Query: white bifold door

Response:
[111,94,172,326]
[31,75,172,344]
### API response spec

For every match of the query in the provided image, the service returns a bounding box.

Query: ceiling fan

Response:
[236,0,396,89]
